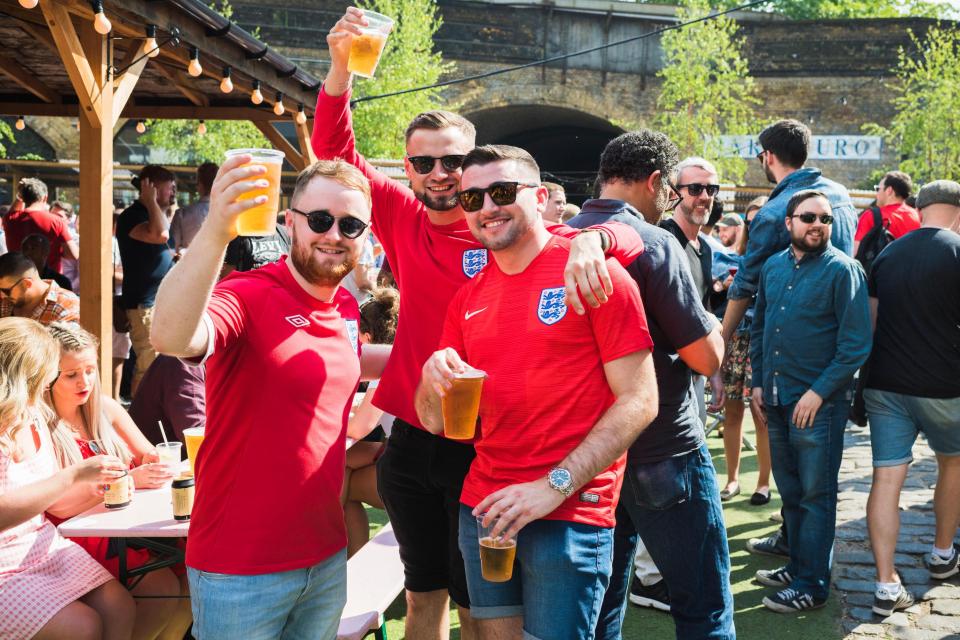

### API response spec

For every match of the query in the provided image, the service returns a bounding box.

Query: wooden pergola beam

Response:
[0,101,286,121]
[40,0,103,127]
[254,121,306,171]
[152,62,210,107]
[112,39,152,126]
[0,55,62,104]
[296,121,317,166]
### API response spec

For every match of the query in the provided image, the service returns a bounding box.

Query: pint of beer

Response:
[224,148,284,236]
[347,10,394,78]
[441,368,485,440]
[477,514,517,582]
[183,426,205,476]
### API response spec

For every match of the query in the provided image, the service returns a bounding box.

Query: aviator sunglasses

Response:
[288,208,369,239]
[676,183,721,197]
[456,181,540,213]
[790,212,834,225]
[407,154,467,175]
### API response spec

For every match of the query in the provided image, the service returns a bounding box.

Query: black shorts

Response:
[376,419,476,607]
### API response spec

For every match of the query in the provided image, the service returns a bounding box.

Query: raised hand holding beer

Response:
[326,6,393,82]
[421,348,485,439]
[205,152,270,243]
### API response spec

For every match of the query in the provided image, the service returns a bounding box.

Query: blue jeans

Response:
[766,396,848,600]
[596,444,734,640]
[187,550,347,640]
[458,505,612,640]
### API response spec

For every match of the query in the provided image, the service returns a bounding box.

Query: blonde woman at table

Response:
[0,316,136,640]
[44,322,191,640]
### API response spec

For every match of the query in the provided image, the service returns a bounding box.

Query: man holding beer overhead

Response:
[416,145,658,640]
[150,157,390,640]
[315,8,646,638]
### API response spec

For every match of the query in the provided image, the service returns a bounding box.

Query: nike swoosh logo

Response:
[464,308,487,320]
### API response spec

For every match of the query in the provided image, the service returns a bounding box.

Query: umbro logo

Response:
[285,315,309,328]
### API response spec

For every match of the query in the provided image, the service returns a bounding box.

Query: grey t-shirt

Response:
[569,199,717,463]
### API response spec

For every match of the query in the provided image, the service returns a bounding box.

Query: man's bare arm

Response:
[677,323,724,376]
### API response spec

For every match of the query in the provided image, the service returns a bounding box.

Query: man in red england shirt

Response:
[151,157,390,639]
[3,178,78,272]
[416,145,658,639]
[315,8,645,638]
[853,170,920,255]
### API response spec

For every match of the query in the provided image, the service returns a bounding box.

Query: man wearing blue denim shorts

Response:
[750,189,872,613]
[865,180,960,617]
[416,145,659,640]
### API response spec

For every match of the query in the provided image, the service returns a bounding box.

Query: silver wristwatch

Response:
[547,467,574,497]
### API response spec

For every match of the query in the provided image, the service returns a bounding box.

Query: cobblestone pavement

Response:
[836,423,960,639]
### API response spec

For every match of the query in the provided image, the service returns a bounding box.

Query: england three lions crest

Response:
[537,287,567,325]
[462,249,488,278]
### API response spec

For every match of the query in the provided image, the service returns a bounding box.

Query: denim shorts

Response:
[458,505,612,640]
[865,389,960,466]
[187,550,347,640]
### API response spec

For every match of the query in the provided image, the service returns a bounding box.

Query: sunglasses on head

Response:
[791,212,834,225]
[289,208,368,239]
[407,155,466,175]
[456,181,540,213]
[676,183,721,197]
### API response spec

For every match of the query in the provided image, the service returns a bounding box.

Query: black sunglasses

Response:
[664,180,683,211]
[289,208,369,239]
[676,183,721,197]
[407,155,466,175]
[791,213,834,225]
[0,277,25,297]
[456,181,540,213]
[756,149,767,161]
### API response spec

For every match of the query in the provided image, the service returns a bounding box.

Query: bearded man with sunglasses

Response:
[749,190,871,614]
[151,158,391,639]
[313,8,645,639]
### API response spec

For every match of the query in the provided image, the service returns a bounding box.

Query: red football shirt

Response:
[440,237,653,527]
[185,257,361,574]
[3,207,73,271]
[855,202,920,241]
[312,86,644,434]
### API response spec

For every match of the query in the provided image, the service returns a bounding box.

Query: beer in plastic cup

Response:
[155,442,182,466]
[477,514,517,582]
[347,10,394,78]
[224,148,284,236]
[441,368,485,440]
[183,427,205,476]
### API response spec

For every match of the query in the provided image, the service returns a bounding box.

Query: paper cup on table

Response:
[182,427,205,476]
[347,10,394,78]
[441,368,485,440]
[224,148,284,236]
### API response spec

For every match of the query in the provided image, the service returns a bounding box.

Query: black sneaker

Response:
[629,578,671,612]
[755,567,793,588]
[926,544,960,580]
[747,530,790,559]
[873,584,914,617]
[762,587,826,613]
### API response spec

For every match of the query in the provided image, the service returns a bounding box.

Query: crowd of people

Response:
[1,5,959,639]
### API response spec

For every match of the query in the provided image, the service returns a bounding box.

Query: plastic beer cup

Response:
[441,368,485,439]
[155,441,182,466]
[477,514,517,582]
[347,10,394,78]
[182,427,205,476]
[224,148,284,236]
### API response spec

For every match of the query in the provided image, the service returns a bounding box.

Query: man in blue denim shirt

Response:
[750,190,871,613]
[569,131,732,640]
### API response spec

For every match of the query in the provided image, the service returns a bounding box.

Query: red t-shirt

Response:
[855,202,920,241]
[439,237,653,527]
[185,258,361,574]
[3,207,73,271]
[312,86,644,434]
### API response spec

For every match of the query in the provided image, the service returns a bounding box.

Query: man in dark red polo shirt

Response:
[3,178,78,272]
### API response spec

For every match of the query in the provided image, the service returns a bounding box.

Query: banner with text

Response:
[719,135,883,161]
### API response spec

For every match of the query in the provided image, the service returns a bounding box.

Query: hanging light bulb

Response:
[219,67,233,94]
[15,116,25,131]
[187,47,202,77]
[144,25,160,58]
[92,1,111,35]
[295,104,307,125]
[273,92,285,116]
[197,120,207,136]
[250,80,263,105]
[18,0,39,9]
[135,119,146,134]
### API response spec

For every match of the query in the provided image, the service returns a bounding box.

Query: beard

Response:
[677,201,709,227]
[413,187,459,212]
[791,229,828,253]
[289,224,359,287]
[475,213,532,252]
[763,162,777,185]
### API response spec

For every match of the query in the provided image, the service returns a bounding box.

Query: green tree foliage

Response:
[138,119,268,165]
[864,25,960,183]
[759,0,945,19]
[0,120,13,158]
[653,0,759,182]
[350,0,454,159]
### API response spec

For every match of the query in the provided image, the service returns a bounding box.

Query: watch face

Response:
[550,468,572,487]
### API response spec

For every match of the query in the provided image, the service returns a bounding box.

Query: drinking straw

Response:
[157,421,169,445]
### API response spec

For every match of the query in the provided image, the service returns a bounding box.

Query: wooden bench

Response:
[337,523,405,640]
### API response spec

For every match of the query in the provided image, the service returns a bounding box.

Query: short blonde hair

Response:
[292,159,372,209]
[404,111,476,144]
[0,318,58,456]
